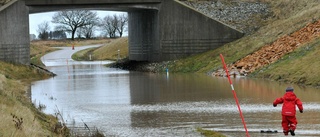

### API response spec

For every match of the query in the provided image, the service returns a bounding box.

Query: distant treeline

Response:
[36,10,128,40]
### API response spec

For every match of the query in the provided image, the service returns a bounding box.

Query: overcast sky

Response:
[29,10,126,37]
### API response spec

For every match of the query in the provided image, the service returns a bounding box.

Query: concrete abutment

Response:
[0,0,30,64]
[128,9,160,61]
[156,0,243,61]
[128,0,243,61]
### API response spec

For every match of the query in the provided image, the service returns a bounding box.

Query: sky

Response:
[29,10,126,37]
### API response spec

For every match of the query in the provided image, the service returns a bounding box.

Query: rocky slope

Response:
[182,0,271,34]
[212,20,320,77]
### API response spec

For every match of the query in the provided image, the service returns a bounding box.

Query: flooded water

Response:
[31,47,320,137]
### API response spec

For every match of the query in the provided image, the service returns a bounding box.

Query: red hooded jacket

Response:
[273,92,303,116]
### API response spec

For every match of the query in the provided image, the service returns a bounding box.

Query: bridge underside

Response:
[0,0,243,64]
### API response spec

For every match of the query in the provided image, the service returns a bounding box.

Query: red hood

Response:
[284,92,297,101]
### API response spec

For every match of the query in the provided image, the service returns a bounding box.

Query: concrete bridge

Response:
[0,0,243,65]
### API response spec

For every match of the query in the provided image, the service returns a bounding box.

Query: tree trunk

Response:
[71,30,76,40]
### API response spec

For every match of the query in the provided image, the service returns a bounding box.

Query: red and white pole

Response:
[220,54,250,137]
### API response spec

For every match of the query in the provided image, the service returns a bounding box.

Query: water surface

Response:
[32,47,320,137]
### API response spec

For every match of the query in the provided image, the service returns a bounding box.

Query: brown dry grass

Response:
[30,44,58,66]
[72,37,129,61]
[0,61,50,81]
[31,39,112,47]
[92,37,128,60]
[0,77,52,137]
[0,61,63,137]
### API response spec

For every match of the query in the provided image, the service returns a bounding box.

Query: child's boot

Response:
[283,130,289,136]
[289,129,295,136]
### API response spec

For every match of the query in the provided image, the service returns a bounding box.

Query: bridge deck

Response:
[26,0,162,13]
[26,0,162,6]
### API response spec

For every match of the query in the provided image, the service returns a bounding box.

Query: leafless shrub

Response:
[11,113,23,130]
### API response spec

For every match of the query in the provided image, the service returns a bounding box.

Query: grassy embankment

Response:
[72,37,128,61]
[165,0,320,72]
[0,62,68,137]
[164,0,320,86]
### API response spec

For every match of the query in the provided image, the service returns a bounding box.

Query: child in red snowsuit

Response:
[273,87,303,136]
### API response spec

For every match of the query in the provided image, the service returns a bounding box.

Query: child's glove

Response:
[300,110,303,113]
[273,104,277,107]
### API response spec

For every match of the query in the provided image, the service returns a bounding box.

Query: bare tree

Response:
[77,18,100,39]
[76,29,82,39]
[100,13,128,38]
[116,13,128,37]
[52,10,99,40]
[112,14,119,36]
[82,24,96,39]
[37,21,50,40]
[100,15,117,38]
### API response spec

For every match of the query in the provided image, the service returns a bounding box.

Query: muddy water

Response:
[31,49,320,137]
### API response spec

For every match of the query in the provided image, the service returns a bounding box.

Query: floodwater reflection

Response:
[32,61,320,137]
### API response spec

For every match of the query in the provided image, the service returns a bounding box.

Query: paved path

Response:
[41,45,112,66]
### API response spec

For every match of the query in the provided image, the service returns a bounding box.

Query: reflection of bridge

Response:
[0,0,243,64]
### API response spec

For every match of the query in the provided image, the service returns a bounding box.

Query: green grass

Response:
[196,128,226,137]
[72,47,98,61]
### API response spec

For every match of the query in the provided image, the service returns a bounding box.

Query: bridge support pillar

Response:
[0,0,30,64]
[128,10,159,61]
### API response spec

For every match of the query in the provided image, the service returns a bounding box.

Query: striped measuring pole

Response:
[219,54,250,137]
